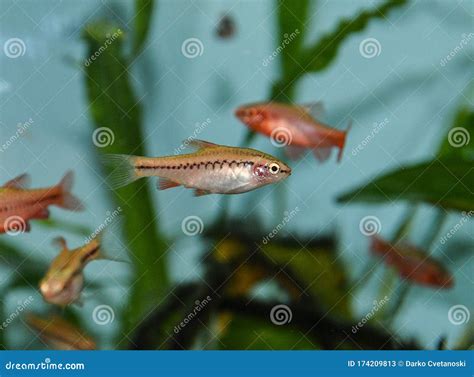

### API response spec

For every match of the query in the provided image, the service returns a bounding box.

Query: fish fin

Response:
[157,178,181,191]
[312,147,332,163]
[186,139,219,151]
[3,173,31,189]
[337,119,352,162]
[32,208,50,220]
[285,145,306,160]
[90,225,130,264]
[52,236,68,251]
[101,154,141,189]
[57,171,84,211]
[194,189,211,197]
[300,101,325,120]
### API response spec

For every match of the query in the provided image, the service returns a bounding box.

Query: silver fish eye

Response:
[269,163,280,174]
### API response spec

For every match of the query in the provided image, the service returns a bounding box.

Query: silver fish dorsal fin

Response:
[3,173,31,189]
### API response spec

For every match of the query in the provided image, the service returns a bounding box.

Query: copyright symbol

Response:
[398,361,404,367]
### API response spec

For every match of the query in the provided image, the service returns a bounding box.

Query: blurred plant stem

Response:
[370,206,418,320]
[133,0,154,55]
[82,0,169,344]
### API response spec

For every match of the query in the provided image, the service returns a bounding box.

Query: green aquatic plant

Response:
[81,0,169,339]
[338,106,474,210]
[245,0,408,144]
[345,101,473,323]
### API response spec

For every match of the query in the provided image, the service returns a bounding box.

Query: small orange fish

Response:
[103,139,291,195]
[0,171,83,234]
[26,313,96,350]
[371,236,454,288]
[235,102,351,162]
[40,234,107,306]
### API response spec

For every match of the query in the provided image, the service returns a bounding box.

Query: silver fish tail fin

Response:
[57,171,84,211]
[101,154,139,189]
[337,119,352,162]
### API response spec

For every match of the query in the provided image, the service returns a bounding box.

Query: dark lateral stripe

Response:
[80,246,100,263]
[136,160,255,171]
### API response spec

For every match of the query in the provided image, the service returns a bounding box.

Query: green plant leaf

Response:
[82,21,169,337]
[134,0,155,55]
[277,0,309,81]
[271,0,407,101]
[244,0,407,141]
[337,160,474,212]
[438,107,474,161]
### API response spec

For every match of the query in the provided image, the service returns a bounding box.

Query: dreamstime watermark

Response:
[448,127,470,148]
[270,127,293,148]
[92,305,115,325]
[84,29,122,66]
[3,38,26,58]
[262,207,300,245]
[359,38,381,59]
[440,211,473,245]
[448,304,470,325]
[270,304,292,325]
[0,296,34,331]
[174,118,212,154]
[174,296,212,334]
[351,296,389,334]
[262,29,300,67]
[351,118,389,156]
[359,215,382,236]
[84,206,122,244]
[440,33,474,67]
[0,118,34,153]
[4,216,27,236]
[181,38,204,59]
[5,358,85,371]
[92,127,115,148]
[181,215,204,236]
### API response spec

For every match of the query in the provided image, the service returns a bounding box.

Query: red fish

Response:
[235,101,351,162]
[371,236,454,288]
[0,171,83,234]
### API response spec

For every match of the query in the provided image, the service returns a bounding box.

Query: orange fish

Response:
[26,313,96,350]
[0,171,83,234]
[371,236,454,288]
[235,101,351,162]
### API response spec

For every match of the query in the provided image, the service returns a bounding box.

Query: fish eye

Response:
[269,163,280,174]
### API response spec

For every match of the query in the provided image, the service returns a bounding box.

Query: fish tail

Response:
[86,222,129,263]
[57,171,84,211]
[101,154,140,189]
[337,119,352,162]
